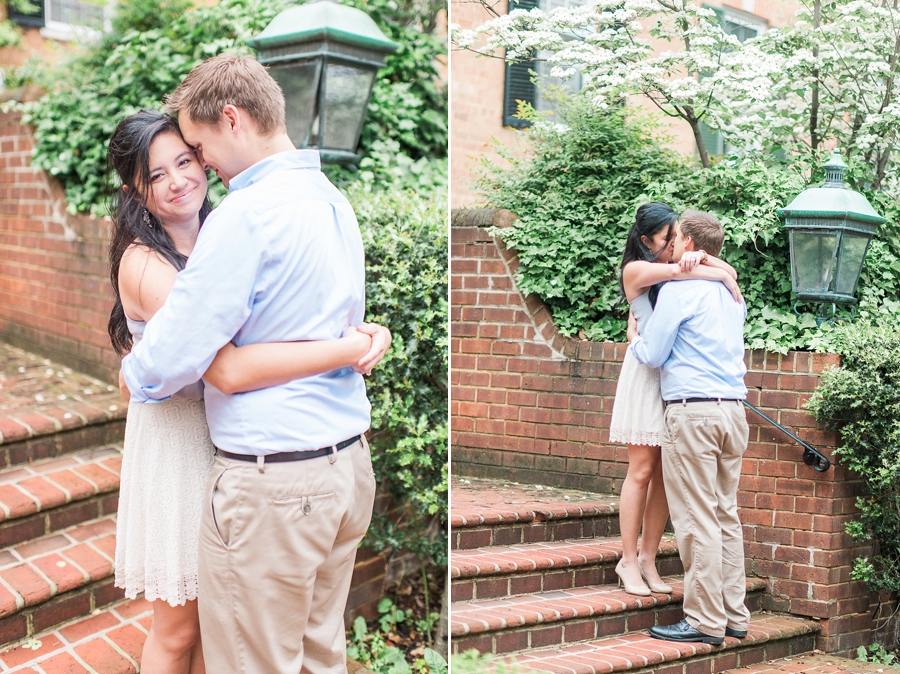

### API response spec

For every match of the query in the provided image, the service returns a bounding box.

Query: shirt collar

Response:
[228,150,321,192]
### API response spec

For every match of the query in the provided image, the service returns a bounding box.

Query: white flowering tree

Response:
[454,0,740,167]
[720,1,900,190]
[453,0,900,186]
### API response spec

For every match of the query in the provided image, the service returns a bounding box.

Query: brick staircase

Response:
[450,478,823,674]
[0,344,384,673]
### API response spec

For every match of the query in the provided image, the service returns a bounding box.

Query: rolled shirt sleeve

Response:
[121,204,262,402]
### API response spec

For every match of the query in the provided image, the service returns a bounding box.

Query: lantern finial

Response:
[823,149,847,188]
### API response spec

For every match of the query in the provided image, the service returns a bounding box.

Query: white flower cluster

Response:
[452,0,900,185]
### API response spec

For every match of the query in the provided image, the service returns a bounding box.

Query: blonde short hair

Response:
[680,210,725,257]
[164,54,286,135]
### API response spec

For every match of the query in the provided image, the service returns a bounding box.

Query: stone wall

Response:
[450,208,897,655]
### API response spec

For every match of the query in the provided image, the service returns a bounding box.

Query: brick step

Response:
[0,515,123,649]
[0,342,126,469]
[0,446,122,549]
[0,594,379,673]
[722,652,892,674]
[452,537,683,602]
[451,577,769,654]
[0,417,125,472]
[451,478,620,551]
[0,596,149,673]
[503,614,819,674]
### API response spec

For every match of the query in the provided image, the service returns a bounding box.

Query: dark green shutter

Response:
[6,0,44,28]
[503,0,539,128]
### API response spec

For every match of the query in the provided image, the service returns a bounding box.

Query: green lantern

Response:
[777,150,885,309]
[247,0,398,165]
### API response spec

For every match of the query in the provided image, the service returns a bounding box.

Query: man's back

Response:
[631,279,746,401]
[126,150,370,452]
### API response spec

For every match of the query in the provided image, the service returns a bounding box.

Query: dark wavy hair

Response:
[107,109,213,356]
[619,201,678,308]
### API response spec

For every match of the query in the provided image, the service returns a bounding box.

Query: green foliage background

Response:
[806,322,900,596]
[15,0,447,214]
[9,0,448,563]
[478,96,900,353]
[349,179,448,566]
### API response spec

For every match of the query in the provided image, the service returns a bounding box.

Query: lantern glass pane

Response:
[790,230,838,293]
[321,63,375,151]
[834,233,870,295]
[270,61,322,149]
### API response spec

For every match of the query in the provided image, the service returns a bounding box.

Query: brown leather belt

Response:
[215,435,362,463]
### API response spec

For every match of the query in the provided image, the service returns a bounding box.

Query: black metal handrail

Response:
[742,400,832,472]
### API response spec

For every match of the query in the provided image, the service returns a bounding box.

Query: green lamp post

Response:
[247,0,398,164]
[777,149,885,314]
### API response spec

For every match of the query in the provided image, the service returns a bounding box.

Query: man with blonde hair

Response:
[122,54,389,673]
[629,210,752,645]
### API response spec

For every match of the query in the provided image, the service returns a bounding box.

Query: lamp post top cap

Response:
[247,1,399,53]
[824,149,847,170]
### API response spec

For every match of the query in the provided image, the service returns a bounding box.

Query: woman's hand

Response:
[626,309,640,343]
[352,323,392,375]
[343,325,374,362]
[723,274,744,303]
[679,251,705,273]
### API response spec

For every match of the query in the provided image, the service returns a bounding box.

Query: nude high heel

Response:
[615,560,651,596]
[639,561,673,594]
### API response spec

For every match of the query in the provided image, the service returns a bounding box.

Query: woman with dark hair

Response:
[610,202,741,596]
[107,110,387,674]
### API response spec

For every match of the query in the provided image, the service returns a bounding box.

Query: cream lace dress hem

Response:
[114,397,215,607]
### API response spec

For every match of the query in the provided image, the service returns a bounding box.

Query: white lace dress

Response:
[609,292,665,446]
[114,317,215,607]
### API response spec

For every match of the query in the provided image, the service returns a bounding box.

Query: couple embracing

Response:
[108,54,391,673]
[610,202,751,645]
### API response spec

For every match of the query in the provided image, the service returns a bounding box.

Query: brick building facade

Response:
[450,208,899,655]
[450,0,801,209]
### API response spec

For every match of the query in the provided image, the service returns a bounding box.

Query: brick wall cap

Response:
[0,85,47,105]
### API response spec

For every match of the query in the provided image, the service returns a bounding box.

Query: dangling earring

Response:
[143,209,152,227]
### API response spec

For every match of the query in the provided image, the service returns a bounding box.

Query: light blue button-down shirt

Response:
[630,279,747,401]
[121,150,370,454]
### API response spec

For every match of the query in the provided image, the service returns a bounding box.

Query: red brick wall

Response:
[0,87,118,383]
[450,208,898,655]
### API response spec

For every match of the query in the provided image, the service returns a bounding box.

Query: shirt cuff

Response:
[121,354,170,404]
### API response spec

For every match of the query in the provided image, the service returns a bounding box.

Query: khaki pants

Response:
[198,437,376,674]
[661,400,750,638]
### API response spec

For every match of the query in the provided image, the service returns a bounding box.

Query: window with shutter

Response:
[9,0,108,41]
[502,0,540,128]
[7,0,45,28]
[699,4,767,158]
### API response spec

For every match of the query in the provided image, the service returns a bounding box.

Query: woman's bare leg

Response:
[189,634,206,674]
[140,599,204,674]
[617,444,660,589]
[638,457,670,587]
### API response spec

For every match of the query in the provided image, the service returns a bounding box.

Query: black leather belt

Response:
[216,435,362,463]
[664,398,741,406]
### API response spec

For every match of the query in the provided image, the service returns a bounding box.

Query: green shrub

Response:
[806,321,900,595]
[348,181,448,566]
[347,599,445,673]
[478,99,691,341]
[480,94,900,351]
[21,0,446,214]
